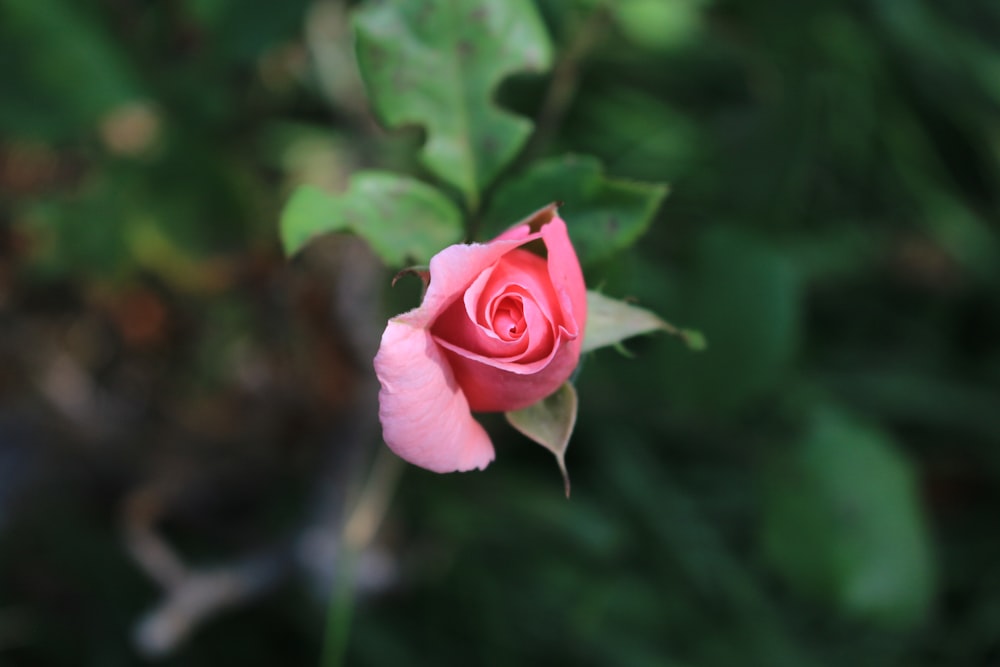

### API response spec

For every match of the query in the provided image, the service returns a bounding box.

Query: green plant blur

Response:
[1,0,998,665]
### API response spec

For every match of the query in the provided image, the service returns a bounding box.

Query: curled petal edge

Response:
[374,320,495,473]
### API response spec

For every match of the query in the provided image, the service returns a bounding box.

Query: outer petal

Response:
[495,213,586,341]
[396,238,528,328]
[374,320,494,472]
[540,214,587,341]
[443,337,581,412]
[438,214,587,413]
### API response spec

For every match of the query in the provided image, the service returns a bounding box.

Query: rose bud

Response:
[373,204,587,472]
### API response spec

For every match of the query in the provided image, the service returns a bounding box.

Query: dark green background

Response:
[1,0,998,665]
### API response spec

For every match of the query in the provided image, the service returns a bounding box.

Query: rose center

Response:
[491,295,526,341]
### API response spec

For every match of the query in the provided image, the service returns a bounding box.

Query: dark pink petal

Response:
[433,249,558,360]
[433,214,586,413]
[432,286,531,359]
[443,338,582,412]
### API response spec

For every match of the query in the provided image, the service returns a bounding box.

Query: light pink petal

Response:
[513,293,556,362]
[433,286,530,358]
[487,294,526,341]
[491,213,585,336]
[464,265,500,335]
[482,249,560,323]
[395,239,527,328]
[376,207,586,432]
[496,222,533,242]
[426,213,586,413]
[540,215,587,339]
[374,320,494,473]
[434,291,556,371]
[432,249,558,360]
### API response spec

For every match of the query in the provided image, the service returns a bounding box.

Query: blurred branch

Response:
[133,552,287,658]
[520,1,611,163]
[123,486,292,658]
[305,0,374,128]
[123,236,395,659]
[343,447,404,550]
[321,446,404,667]
[34,351,119,441]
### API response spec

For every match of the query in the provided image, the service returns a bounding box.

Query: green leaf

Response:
[760,407,935,626]
[280,172,464,266]
[354,0,553,207]
[481,155,668,265]
[583,290,705,353]
[612,0,706,51]
[505,383,578,498]
[0,0,142,136]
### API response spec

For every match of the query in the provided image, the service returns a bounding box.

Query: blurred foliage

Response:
[1,0,1000,665]
[281,175,463,262]
[482,154,668,266]
[354,0,553,207]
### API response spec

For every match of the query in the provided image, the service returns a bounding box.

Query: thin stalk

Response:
[320,448,404,667]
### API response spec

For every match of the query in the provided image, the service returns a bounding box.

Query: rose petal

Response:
[374,320,494,472]
[431,214,586,413]
[395,239,527,329]
[496,221,533,242]
[442,338,582,412]
[481,249,560,325]
[374,209,587,460]
[433,249,558,360]
[540,215,586,341]
[433,286,530,359]
[491,214,584,339]
[514,292,555,362]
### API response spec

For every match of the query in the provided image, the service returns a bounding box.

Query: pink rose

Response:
[373,206,587,473]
